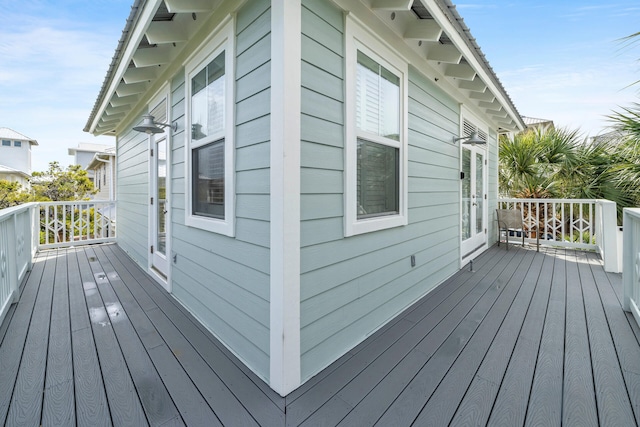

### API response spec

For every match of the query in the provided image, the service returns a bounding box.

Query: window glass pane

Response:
[476,153,484,234]
[2,140,10,146]
[191,52,225,141]
[192,139,225,219]
[356,51,399,141]
[357,139,399,219]
[14,141,21,147]
[462,149,471,240]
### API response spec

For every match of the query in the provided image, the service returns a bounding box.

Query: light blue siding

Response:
[116,127,150,267]
[168,0,272,382]
[299,0,463,381]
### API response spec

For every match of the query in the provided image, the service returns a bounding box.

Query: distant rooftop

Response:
[68,142,115,155]
[0,127,39,145]
[522,116,554,128]
[0,165,31,178]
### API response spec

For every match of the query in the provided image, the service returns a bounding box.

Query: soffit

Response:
[366,0,525,132]
[85,0,221,136]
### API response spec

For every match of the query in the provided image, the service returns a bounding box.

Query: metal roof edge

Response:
[83,0,146,134]
[435,0,526,131]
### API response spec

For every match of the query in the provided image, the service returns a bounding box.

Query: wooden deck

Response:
[1,244,639,426]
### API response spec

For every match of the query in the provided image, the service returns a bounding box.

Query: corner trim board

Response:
[269,0,302,396]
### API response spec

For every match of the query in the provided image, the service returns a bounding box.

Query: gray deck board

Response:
[588,253,640,423]
[42,248,76,426]
[485,247,554,426]
[524,248,566,427]
[334,248,533,426]
[76,246,150,427]
[67,247,112,427]
[1,243,639,426]
[429,248,551,427]
[6,251,55,426]
[373,247,537,426]
[562,250,599,426]
[102,244,286,427]
[288,246,513,426]
[579,251,638,425]
[0,252,46,426]
[82,247,185,426]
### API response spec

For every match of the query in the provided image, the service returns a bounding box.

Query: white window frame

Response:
[344,16,409,237]
[184,19,235,236]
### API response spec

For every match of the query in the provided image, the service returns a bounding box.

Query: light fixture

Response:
[133,114,177,134]
[453,131,486,145]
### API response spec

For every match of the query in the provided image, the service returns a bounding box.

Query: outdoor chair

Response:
[496,208,525,250]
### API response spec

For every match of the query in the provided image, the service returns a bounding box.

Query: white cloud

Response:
[0,11,120,172]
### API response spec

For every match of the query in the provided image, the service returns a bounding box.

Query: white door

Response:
[149,99,170,288]
[461,146,487,258]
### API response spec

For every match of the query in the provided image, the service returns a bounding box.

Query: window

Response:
[2,140,10,147]
[185,20,234,236]
[14,141,21,147]
[345,18,408,236]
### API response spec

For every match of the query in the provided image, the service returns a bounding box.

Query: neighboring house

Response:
[0,127,38,188]
[68,142,115,184]
[87,146,117,200]
[591,129,629,145]
[522,115,554,131]
[84,0,525,396]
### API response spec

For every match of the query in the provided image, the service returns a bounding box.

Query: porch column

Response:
[270,0,302,396]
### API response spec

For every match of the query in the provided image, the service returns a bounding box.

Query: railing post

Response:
[622,208,640,329]
[597,200,620,273]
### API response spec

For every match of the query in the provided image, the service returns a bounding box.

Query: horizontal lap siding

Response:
[116,128,150,267]
[169,0,271,382]
[299,0,462,381]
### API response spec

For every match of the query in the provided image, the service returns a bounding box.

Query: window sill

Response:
[185,214,235,237]
[345,214,407,237]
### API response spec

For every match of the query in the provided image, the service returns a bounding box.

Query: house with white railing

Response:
[73,0,640,399]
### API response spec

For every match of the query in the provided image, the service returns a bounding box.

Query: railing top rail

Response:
[0,202,38,221]
[624,208,640,220]
[499,198,598,204]
[38,200,116,206]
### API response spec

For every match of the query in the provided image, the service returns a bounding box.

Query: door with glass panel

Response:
[461,145,487,257]
[150,99,169,286]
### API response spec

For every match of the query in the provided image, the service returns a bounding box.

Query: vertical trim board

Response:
[269,0,302,396]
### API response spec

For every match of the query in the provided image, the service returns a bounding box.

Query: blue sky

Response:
[0,1,638,172]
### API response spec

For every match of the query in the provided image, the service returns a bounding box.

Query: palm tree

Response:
[499,127,580,198]
[499,126,637,221]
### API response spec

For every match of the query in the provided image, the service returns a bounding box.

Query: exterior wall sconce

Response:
[133,114,177,134]
[453,131,486,145]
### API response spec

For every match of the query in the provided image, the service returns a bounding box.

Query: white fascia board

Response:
[421,0,522,130]
[270,0,302,396]
[88,0,164,134]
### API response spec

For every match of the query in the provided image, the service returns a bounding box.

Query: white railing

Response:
[498,198,619,272]
[0,203,38,327]
[0,200,116,325]
[39,201,116,249]
[623,208,640,329]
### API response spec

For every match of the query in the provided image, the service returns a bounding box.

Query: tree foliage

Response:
[0,180,32,209]
[31,162,96,202]
[499,127,639,216]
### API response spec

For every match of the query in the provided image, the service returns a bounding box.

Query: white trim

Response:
[269,0,301,396]
[147,86,172,291]
[184,19,236,237]
[88,0,164,133]
[344,15,409,237]
[459,108,489,262]
[421,0,522,130]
